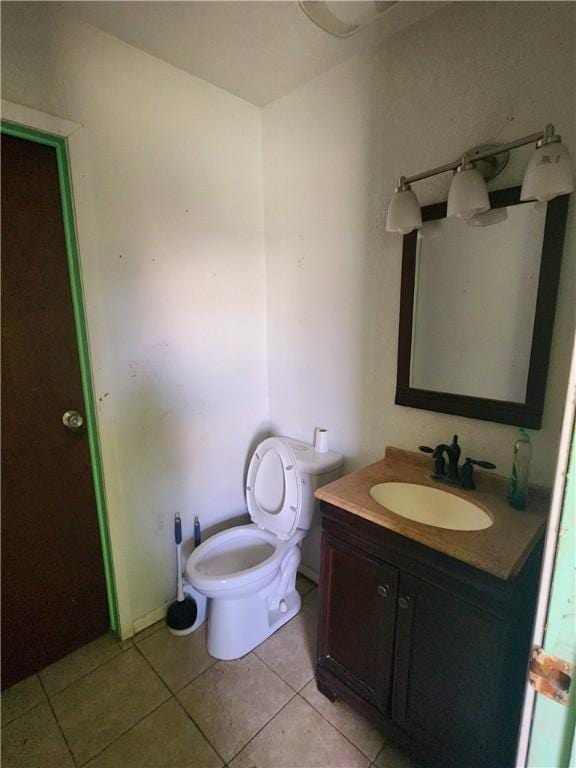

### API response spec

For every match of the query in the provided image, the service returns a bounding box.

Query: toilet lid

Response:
[246,437,302,540]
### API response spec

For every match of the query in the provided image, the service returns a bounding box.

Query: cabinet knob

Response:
[377,584,390,598]
[398,596,411,610]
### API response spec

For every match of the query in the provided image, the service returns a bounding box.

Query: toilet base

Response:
[207,587,302,660]
[187,524,307,660]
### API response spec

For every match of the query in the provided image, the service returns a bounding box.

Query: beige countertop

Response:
[314,447,549,581]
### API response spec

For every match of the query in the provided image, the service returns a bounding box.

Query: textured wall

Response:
[262,1,575,486]
[2,2,269,631]
[2,0,574,634]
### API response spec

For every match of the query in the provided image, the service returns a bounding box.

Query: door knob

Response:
[398,596,411,610]
[377,584,390,598]
[62,410,84,431]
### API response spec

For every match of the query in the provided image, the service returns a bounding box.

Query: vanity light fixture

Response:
[385,176,422,234]
[447,159,490,220]
[521,124,574,202]
[386,124,574,235]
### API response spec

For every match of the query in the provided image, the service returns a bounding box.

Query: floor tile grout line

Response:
[132,625,219,696]
[250,648,312,696]
[71,642,174,766]
[251,601,318,695]
[224,689,300,765]
[170,657,219,696]
[79,696,173,767]
[236,613,381,764]
[171,650,296,764]
[131,640,177,699]
[0,673,46,728]
[130,630,229,762]
[5,610,384,767]
[37,672,79,768]
[296,689,383,762]
[172,693,229,766]
[172,616,315,765]
[1,699,45,730]
[372,742,391,767]
[133,620,165,645]
[41,638,133,699]
[22,601,319,767]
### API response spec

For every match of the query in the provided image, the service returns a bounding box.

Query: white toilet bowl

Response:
[187,524,304,659]
[186,436,343,660]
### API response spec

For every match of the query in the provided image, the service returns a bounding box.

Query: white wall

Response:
[262,1,575,487]
[3,0,575,636]
[1,3,268,634]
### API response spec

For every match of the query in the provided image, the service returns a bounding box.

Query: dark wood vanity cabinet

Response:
[391,571,506,763]
[317,503,542,768]
[317,533,399,710]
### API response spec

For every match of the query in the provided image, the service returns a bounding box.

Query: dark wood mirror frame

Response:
[396,187,569,429]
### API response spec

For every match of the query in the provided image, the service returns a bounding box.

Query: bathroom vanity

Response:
[314,448,548,768]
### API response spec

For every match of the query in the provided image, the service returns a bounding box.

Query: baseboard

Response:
[132,603,168,636]
[131,566,317,637]
[298,564,319,584]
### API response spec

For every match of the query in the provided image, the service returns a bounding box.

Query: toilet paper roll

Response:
[315,428,328,453]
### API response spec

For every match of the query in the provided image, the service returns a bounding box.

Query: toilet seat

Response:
[246,437,302,540]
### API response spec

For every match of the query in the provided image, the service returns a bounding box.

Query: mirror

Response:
[396,187,569,428]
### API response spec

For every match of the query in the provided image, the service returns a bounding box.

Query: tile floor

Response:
[1,575,417,768]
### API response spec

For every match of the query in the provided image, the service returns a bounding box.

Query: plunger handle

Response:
[175,514,184,603]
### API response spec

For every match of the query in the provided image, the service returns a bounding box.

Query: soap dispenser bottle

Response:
[509,428,532,510]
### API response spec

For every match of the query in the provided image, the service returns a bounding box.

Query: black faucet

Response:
[436,435,461,482]
[419,435,495,490]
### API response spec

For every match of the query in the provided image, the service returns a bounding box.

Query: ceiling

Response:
[60,1,447,107]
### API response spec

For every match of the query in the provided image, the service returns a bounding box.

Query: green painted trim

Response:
[1,120,119,632]
[528,422,576,767]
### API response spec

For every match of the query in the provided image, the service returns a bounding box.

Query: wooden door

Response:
[1,133,109,689]
[317,532,398,711]
[392,572,506,767]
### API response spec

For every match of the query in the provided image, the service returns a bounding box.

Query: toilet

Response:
[186,436,343,660]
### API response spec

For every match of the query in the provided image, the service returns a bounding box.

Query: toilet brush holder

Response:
[167,580,208,637]
[167,513,208,636]
[182,581,207,632]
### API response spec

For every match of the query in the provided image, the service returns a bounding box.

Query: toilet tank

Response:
[282,438,344,530]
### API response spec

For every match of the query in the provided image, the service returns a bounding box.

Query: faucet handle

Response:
[418,445,434,454]
[460,458,475,490]
[460,457,496,491]
[471,459,496,470]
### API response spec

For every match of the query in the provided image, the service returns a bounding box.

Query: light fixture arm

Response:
[401,125,556,187]
[386,123,572,235]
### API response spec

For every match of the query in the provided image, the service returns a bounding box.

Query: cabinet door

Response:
[393,572,505,767]
[318,532,398,711]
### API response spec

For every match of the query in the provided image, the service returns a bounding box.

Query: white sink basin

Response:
[369,482,493,532]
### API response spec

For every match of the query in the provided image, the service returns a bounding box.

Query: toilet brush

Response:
[166,514,198,634]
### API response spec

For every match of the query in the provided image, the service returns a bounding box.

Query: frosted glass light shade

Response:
[520,141,574,202]
[447,167,490,220]
[386,188,422,234]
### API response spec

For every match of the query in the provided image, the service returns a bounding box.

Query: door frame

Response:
[515,329,576,766]
[1,117,119,632]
